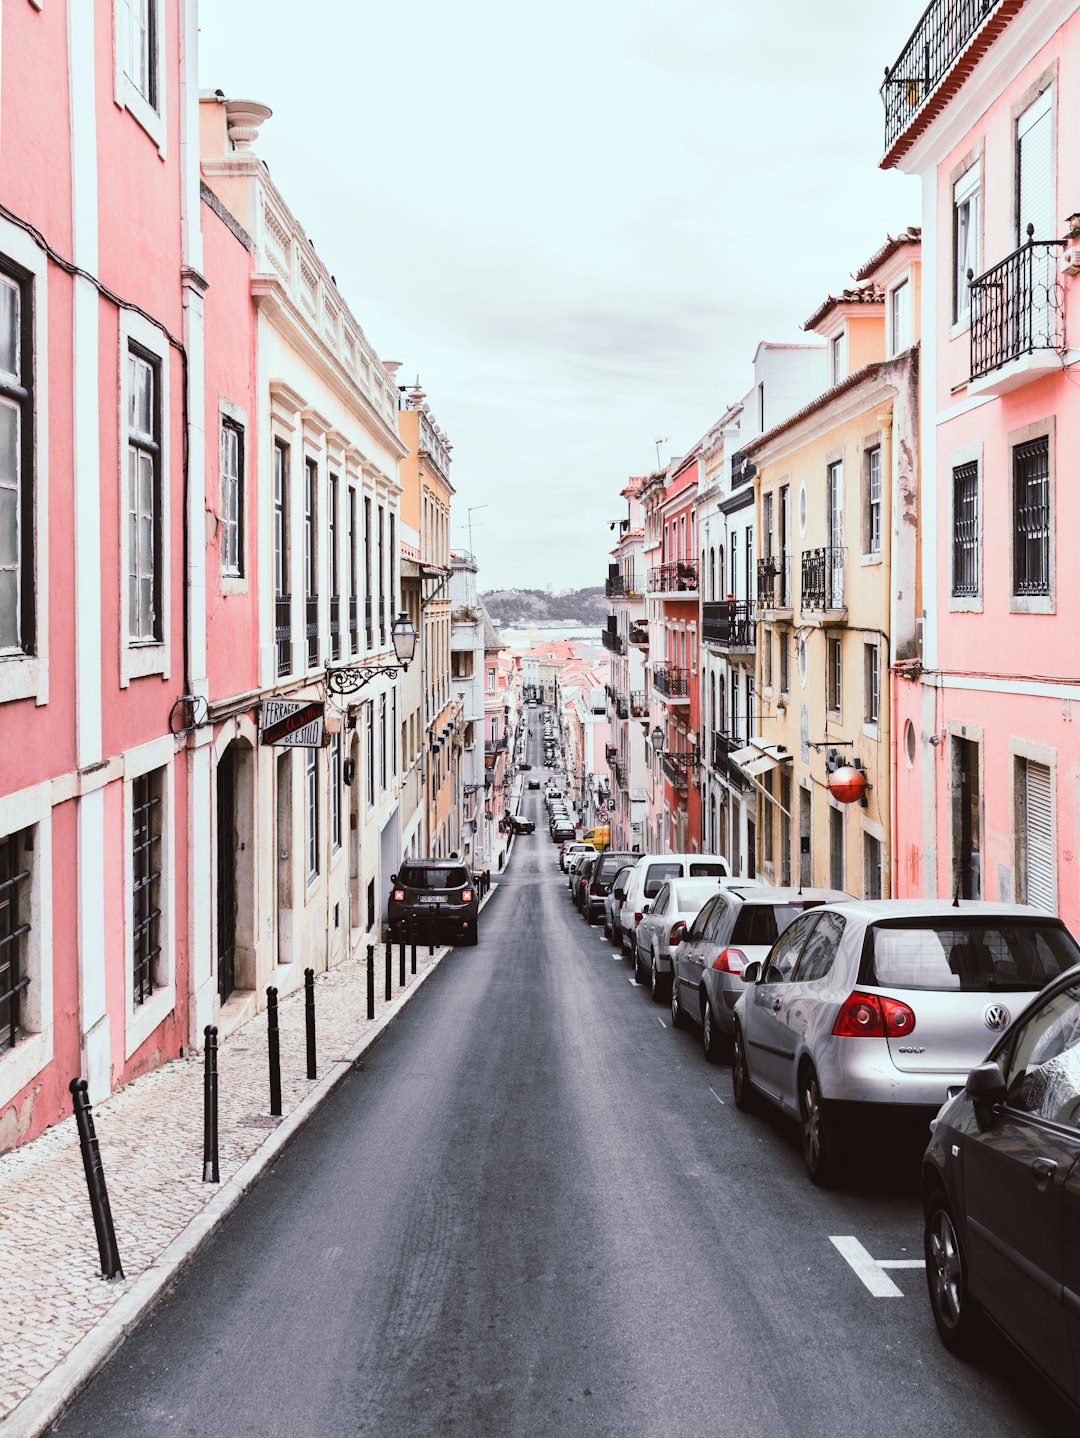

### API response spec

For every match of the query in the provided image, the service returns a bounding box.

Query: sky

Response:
[197,1,925,592]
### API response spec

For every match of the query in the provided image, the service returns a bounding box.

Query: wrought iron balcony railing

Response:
[615,694,629,721]
[629,622,649,647]
[730,448,756,488]
[605,744,618,764]
[662,754,688,789]
[881,0,1003,153]
[306,595,319,668]
[365,596,373,650]
[801,548,846,611]
[648,558,699,595]
[605,572,642,598]
[756,555,791,609]
[330,595,341,662]
[710,731,751,794]
[275,593,292,677]
[702,600,755,651]
[969,229,1066,380]
[653,665,690,699]
[484,735,509,755]
[613,759,627,792]
[601,625,626,654]
[629,690,648,718]
[348,595,359,651]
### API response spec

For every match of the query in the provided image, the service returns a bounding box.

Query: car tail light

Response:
[668,921,686,945]
[462,889,474,902]
[832,991,916,1039]
[711,948,747,975]
[634,911,643,923]
[393,889,405,902]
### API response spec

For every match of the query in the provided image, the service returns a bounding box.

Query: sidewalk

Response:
[0,882,501,1437]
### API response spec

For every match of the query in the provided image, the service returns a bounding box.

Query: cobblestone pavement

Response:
[0,918,474,1431]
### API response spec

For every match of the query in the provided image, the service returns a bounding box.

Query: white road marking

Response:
[628,976,641,987]
[708,1086,725,1106]
[830,1236,925,1297]
[657,1016,667,1028]
[611,953,624,961]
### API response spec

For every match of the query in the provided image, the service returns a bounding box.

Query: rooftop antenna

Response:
[654,435,669,470]
[466,503,488,559]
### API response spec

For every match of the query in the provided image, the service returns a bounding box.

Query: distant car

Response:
[617,852,731,958]
[731,899,1080,1185]
[387,860,478,947]
[672,886,852,1060]
[517,762,530,771]
[922,962,1080,1403]
[579,852,637,924]
[511,815,534,834]
[528,779,541,790]
[633,878,733,1001]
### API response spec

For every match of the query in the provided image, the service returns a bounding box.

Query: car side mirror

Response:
[742,960,762,985]
[642,903,651,915]
[965,1061,1006,1129]
[390,874,398,886]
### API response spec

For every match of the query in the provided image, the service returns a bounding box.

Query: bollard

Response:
[410,914,417,976]
[366,943,375,1020]
[385,939,392,1002]
[69,1078,124,1280]
[203,1025,219,1183]
[267,986,282,1117]
[304,968,317,1080]
[399,934,406,987]
[428,911,435,957]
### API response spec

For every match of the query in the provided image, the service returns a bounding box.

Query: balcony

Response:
[710,731,751,794]
[653,665,690,701]
[365,596,373,650]
[629,621,649,648]
[601,624,626,655]
[702,600,755,653]
[756,556,791,610]
[801,548,846,613]
[968,232,1066,392]
[605,744,618,764]
[330,595,341,662]
[348,595,359,652]
[275,593,292,677]
[629,690,648,718]
[661,754,688,790]
[730,449,756,488]
[648,558,699,596]
[613,759,627,792]
[615,694,629,721]
[306,595,319,668]
[605,571,642,599]
[881,0,1006,156]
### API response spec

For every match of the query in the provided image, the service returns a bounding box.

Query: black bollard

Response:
[267,986,282,1117]
[69,1078,124,1280]
[428,912,434,956]
[304,968,317,1080]
[385,939,392,1001]
[399,934,406,987]
[366,943,375,1020]
[203,1025,219,1183]
[410,915,417,976]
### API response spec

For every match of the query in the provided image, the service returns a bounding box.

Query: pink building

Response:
[885,0,1080,922]
[0,1,202,1143]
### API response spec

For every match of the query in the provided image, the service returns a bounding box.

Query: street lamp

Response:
[650,725,700,770]
[326,612,418,695]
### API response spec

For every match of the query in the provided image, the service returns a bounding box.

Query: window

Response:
[304,458,318,668]
[0,830,30,1052]
[864,833,883,900]
[864,643,879,725]
[348,486,358,650]
[124,0,157,107]
[377,504,385,646]
[1013,436,1050,597]
[793,912,846,982]
[487,666,496,692]
[363,495,373,649]
[779,631,789,694]
[220,418,243,577]
[379,695,387,793]
[127,347,161,643]
[764,912,818,983]
[762,628,773,689]
[0,266,32,657]
[329,474,340,661]
[273,441,290,676]
[330,730,342,853]
[762,771,773,863]
[365,704,375,808]
[865,446,882,556]
[305,745,319,882]
[829,805,844,891]
[827,638,842,713]
[952,461,979,597]
[131,771,162,1006]
[953,165,980,324]
[890,280,911,354]
[114,0,165,151]
[1002,983,1080,1127]
[831,331,846,386]
[1017,757,1054,912]
[1016,89,1053,247]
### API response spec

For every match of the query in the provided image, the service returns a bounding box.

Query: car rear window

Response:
[596,854,635,880]
[687,862,727,878]
[644,862,680,897]
[731,902,824,947]
[398,866,469,890]
[860,919,1080,993]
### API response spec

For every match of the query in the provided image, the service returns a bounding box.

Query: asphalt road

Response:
[51,715,1071,1436]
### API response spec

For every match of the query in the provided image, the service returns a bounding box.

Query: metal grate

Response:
[348,595,358,651]
[132,775,162,1006]
[1013,437,1050,596]
[969,232,1065,379]
[306,595,319,668]
[0,833,30,1053]
[952,462,979,596]
[881,0,1002,153]
[275,593,292,677]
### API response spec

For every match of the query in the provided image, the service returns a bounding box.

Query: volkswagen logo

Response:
[984,1004,1011,1031]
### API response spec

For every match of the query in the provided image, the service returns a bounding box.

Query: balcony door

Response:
[1017,89,1055,348]
[827,462,844,607]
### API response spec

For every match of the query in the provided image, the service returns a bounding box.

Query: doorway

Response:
[954,737,981,899]
[216,748,238,1002]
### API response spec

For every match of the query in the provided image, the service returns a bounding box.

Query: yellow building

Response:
[739,232,921,896]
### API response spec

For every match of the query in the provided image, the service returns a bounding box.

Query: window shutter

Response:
[1017,97,1054,242]
[1022,760,1054,912]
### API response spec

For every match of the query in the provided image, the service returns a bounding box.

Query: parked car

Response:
[511,815,534,834]
[603,863,637,941]
[921,962,1080,1406]
[617,852,731,958]
[633,878,732,1000]
[387,859,478,947]
[731,899,1080,1185]
[560,840,595,873]
[570,853,599,907]
[578,851,637,924]
[552,821,575,843]
[672,886,852,1060]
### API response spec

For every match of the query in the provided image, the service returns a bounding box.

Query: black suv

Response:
[580,851,637,924]
[388,860,478,946]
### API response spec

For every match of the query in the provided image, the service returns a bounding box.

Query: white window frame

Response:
[113,0,167,155]
[865,445,882,558]
[305,744,319,885]
[124,737,175,1059]
[953,162,981,330]
[831,331,846,386]
[219,401,247,589]
[889,279,912,355]
[330,729,342,855]
[863,641,880,734]
[0,781,53,1109]
[119,308,170,685]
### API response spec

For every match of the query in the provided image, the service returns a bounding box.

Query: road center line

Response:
[830,1236,924,1297]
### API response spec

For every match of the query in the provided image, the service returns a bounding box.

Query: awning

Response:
[729,738,793,778]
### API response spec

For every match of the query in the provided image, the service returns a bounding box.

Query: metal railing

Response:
[702,600,755,650]
[275,593,292,676]
[348,595,358,651]
[629,622,649,647]
[653,665,690,699]
[613,759,627,792]
[330,595,341,662]
[306,596,319,668]
[629,690,648,718]
[615,694,629,721]
[662,754,688,789]
[601,626,625,654]
[365,596,373,650]
[605,572,642,598]
[969,230,1066,380]
[484,736,509,754]
[711,731,751,794]
[801,548,846,611]
[756,556,791,609]
[605,744,618,763]
[881,0,1002,153]
[730,449,756,487]
[648,558,699,594]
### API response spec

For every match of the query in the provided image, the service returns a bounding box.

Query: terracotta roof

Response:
[854,227,922,281]
[803,282,885,333]
[741,362,886,457]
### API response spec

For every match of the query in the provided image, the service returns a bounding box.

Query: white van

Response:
[617,853,731,960]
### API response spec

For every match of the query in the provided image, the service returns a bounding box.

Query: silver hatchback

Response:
[731,899,1080,1186]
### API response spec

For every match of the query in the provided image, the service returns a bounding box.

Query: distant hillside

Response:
[480,586,607,628]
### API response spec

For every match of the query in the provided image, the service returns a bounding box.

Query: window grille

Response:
[132,774,162,1006]
[952,462,979,597]
[1013,437,1050,596]
[0,832,30,1052]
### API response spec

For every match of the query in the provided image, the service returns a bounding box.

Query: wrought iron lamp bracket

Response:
[325,662,407,697]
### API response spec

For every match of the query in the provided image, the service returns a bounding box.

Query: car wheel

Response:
[633,945,644,983]
[924,1189,979,1355]
[649,955,666,1005]
[732,1024,756,1112]
[702,997,724,1063]
[670,972,684,1028]
[800,1066,841,1187]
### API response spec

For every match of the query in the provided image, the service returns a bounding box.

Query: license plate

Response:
[417,896,445,905]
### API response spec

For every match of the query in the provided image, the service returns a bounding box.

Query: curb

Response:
[1,881,506,1438]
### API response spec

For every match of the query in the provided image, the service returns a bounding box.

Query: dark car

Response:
[552,821,575,843]
[528,780,541,790]
[922,959,1080,1409]
[511,815,534,834]
[579,851,637,924]
[387,860,478,946]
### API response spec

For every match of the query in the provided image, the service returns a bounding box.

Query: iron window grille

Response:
[801,548,846,611]
[127,347,162,642]
[0,831,30,1053]
[220,419,243,577]
[132,773,162,1007]
[952,461,979,597]
[1013,436,1050,597]
[0,264,33,657]
[275,593,292,677]
[305,745,319,881]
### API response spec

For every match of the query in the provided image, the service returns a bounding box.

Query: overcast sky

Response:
[198,1,923,592]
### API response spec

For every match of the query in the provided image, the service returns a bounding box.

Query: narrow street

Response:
[50,715,1069,1437]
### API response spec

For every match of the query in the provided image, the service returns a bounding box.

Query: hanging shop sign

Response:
[827,765,869,805]
[261,698,325,748]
